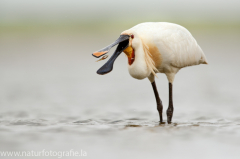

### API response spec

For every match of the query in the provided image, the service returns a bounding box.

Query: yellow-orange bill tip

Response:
[92,51,108,58]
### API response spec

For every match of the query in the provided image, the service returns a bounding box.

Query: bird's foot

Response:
[167,109,173,124]
[159,121,166,125]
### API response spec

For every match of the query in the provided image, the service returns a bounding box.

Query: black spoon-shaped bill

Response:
[97,40,129,75]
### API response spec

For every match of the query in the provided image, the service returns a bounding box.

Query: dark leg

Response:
[167,82,174,124]
[151,81,163,123]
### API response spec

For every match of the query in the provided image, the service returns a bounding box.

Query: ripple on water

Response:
[70,119,240,128]
[9,119,49,126]
[0,117,239,135]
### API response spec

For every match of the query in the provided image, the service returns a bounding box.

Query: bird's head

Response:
[92,30,139,75]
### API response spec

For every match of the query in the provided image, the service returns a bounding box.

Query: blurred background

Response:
[0,0,240,159]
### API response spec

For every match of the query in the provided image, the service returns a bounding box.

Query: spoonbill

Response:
[92,22,208,123]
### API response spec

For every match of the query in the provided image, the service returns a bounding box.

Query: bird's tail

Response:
[200,53,208,64]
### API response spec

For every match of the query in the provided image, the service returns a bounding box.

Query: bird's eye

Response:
[131,34,134,39]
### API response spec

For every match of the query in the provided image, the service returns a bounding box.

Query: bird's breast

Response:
[123,46,135,65]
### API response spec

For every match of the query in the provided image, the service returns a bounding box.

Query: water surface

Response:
[0,32,240,158]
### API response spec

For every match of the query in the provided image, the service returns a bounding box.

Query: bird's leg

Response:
[167,82,174,124]
[151,81,163,123]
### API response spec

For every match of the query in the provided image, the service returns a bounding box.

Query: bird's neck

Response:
[128,42,151,80]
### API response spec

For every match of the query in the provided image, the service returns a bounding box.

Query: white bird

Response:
[92,22,208,123]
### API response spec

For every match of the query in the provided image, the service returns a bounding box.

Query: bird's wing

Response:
[157,24,207,68]
[130,22,207,68]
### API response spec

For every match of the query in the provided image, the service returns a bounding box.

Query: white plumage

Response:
[93,22,208,123]
[121,22,208,83]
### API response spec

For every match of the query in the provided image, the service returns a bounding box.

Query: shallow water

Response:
[0,32,240,158]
